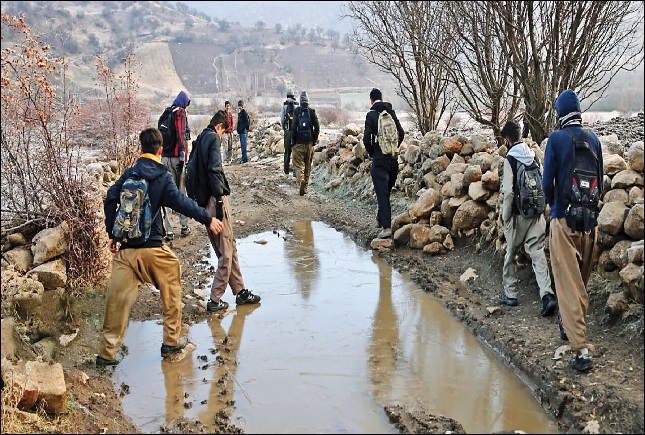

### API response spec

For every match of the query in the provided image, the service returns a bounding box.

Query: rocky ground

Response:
[2,122,644,434]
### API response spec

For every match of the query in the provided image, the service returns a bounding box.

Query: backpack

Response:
[112,171,158,245]
[284,101,296,131]
[184,132,210,208]
[377,109,399,155]
[507,154,546,218]
[563,128,601,232]
[158,106,179,155]
[296,107,313,143]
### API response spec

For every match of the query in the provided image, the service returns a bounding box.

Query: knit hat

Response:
[300,91,308,105]
[287,88,294,98]
[237,100,244,107]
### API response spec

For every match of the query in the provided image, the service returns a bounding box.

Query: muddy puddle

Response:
[111,221,559,434]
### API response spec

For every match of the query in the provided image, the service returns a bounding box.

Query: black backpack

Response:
[507,154,546,218]
[158,106,179,155]
[284,101,296,131]
[184,131,211,208]
[563,128,601,232]
[296,106,312,143]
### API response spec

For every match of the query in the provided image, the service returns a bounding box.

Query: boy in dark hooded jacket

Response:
[97,128,223,366]
[542,89,604,372]
[363,88,405,239]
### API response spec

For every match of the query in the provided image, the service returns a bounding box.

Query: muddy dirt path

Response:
[41,158,644,434]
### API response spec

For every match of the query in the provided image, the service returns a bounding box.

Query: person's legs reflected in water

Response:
[198,304,260,428]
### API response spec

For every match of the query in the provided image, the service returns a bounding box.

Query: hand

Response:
[209,217,223,234]
[108,238,119,253]
[175,161,184,174]
[215,200,224,221]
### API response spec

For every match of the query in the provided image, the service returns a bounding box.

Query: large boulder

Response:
[624,203,644,240]
[452,200,489,231]
[31,222,70,266]
[597,202,628,236]
[408,188,441,220]
[626,141,644,172]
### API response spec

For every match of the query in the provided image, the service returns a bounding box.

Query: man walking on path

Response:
[291,91,320,196]
[236,100,250,163]
[222,100,235,164]
[191,110,261,312]
[498,120,557,317]
[543,89,604,372]
[363,88,405,239]
[97,128,223,366]
[161,90,193,240]
[280,88,298,178]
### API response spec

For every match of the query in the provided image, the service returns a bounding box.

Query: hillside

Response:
[1,0,394,112]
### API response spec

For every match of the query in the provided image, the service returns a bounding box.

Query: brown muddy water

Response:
[111,221,559,434]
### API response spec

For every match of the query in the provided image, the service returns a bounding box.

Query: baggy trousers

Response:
[99,245,182,360]
[502,215,553,300]
[206,196,245,302]
[370,156,399,229]
[549,218,597,351]
[292,142,314,186]
[222,132,234,162]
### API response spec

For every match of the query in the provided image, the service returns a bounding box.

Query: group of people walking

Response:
[97,87,602,374]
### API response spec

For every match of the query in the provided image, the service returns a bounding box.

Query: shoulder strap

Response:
[506,155,520,214]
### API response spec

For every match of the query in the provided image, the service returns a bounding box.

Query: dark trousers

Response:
[284,130,295,174]
[370,156,399,229]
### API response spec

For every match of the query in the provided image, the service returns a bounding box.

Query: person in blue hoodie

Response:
[499,121,556,317]
[97,128,223,366]
[363,88,405,239]
[542,89,604,372]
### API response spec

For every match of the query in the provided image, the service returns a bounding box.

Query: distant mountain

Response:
[178,1,354,37]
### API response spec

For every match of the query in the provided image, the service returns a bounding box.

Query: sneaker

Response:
[570,349,593,372]
[180,226,192,237]
[160,336,188,358]
[558,312,569,341]
[206,298,229,313]
[164,232,175,241]
[96,349,124,366]
[299,180,308,196]
[499,293,518,306]
[377,229,392,239]
[236,289,261,305]
[541,293,557,317]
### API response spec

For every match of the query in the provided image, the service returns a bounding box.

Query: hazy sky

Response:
[181,1,353,35]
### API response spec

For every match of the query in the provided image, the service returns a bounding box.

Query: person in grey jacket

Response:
[499,121,556,317]
[280,89,298,177]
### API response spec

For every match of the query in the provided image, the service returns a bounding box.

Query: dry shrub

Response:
[316,105,352,127]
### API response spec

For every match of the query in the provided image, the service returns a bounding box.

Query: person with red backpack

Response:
[161,90,192,239]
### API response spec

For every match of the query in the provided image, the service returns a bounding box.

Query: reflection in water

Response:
[198,304,260,428]
[283,221,319,300]
[369,254,400,403]
[113,221,559,434]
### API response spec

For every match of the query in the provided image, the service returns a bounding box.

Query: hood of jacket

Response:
[555,89,581,117]
[507,141,535,166]
[371,101,394,113]
[173,90,191,109]
[131,155,168,181]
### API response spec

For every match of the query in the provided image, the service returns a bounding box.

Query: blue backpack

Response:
[296,107,312,143]
[112,171,157,245]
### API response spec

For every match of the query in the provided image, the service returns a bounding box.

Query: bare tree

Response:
[344,1,456,134]
[443,1,522,145]
[491,1,644,143]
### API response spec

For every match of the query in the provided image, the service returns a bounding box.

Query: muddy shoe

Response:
[570,349,593,372]
[377,229,392,239]
[164,231,175,241]
[96,349,125,366]
[499,293,518,306]
[206,299,229,313]
[160,336,188,358]
[299,180,308,196]
[180,226,192,237]
[541,293,557,317]
[236,289,261,305]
